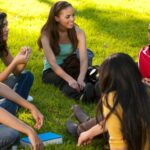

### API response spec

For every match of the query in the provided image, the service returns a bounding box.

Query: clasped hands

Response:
[68,76,86,92]
[14,46,31,64]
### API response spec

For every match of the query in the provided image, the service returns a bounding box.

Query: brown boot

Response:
[66,116,104,138]
[66,120,78,137]
[77,116,103,135]
[71,105,90,123]
[77,118,97,134]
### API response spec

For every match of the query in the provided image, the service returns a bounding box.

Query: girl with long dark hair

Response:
[0,12,43,149]
[78,53,150,150]
[38,1,95,102]
[0,12,34,100]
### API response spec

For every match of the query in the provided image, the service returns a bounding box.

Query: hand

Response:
[13,48,29,64]
[77,131,93,146]
[142,78,150,86]
[68,78,80,92]
[30,105,44,130]
[20,46,31,56]
[27,128,43,150]
[20,46,31,61]
[77,77,86,90]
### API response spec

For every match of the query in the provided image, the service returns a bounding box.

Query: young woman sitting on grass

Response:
[0,12,44,150]
[0,82,44,149]
[77,53,150,150]
[0,12,34,100]
[68,24,150,146]
[38,1,96,102]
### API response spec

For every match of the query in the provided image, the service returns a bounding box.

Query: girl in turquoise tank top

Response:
[38,1,96,102]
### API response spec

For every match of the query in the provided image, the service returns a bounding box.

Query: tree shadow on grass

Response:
[37,0,53,5]
[77,7,150,48]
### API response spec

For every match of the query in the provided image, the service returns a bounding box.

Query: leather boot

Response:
[71,105,90,123]
[66,120,78,137]
[66,119,97,137]
[77,116,103,135]
[66,116,104,138]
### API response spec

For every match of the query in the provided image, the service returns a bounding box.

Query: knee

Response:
[24,71,34,82]
[61,84,80,99]
[8,129,20,141]
[0,128,20,149]
[62,84,75,95]
[21,71,34,85]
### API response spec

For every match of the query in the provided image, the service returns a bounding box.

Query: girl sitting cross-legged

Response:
[0,12,34,101]
[38,1,98,103]
[77,53,150,150]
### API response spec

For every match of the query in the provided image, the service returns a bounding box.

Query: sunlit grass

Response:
[0,0,150,149]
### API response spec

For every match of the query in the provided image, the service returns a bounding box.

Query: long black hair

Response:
[97,53,150,150]
[0,12,8,57]
[37,1,78,55]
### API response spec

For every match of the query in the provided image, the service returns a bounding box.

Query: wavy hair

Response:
[0,12,8,57]
[96,53,150,150]
[37,1,78,55]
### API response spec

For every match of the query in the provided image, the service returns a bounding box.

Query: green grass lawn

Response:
[0,0,150,149]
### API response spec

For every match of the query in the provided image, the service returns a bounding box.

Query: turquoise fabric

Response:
[43,44,73,71]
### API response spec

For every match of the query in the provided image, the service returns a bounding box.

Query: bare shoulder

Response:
[41,32,49,43]
[75,26,86,39]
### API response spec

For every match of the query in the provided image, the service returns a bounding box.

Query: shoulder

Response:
[102,91,116,106]
[102,91,123,116]
[41,32,49,43]
[75,26,86,39]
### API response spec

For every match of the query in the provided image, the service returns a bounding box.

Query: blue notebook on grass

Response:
[20,132,63,147]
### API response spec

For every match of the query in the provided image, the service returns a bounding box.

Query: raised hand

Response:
[13,46,31,64]
[20,46,31,56]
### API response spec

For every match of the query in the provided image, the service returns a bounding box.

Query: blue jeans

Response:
[0,71,34,115]
[0,125,20,150]
[15,71,34,100]
[0,71,34,149]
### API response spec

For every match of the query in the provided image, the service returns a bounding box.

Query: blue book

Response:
[20,132,63,147]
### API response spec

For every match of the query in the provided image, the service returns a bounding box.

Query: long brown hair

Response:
[96,53,150,150]
[37,1,78,55]
[0,12,8,57]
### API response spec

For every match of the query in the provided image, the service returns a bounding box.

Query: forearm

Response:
[88,124,105,138]
[0,108,32,135]
[0,82,34,110]
[13,64,26,75]
[0,60,17,81]
[51,64,74,83]
[77,123,106,147]
[77,29,87,81]
[78,59,88,80]
[2,47,30,77]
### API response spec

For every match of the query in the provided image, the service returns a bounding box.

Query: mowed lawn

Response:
[0,0,150,149]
